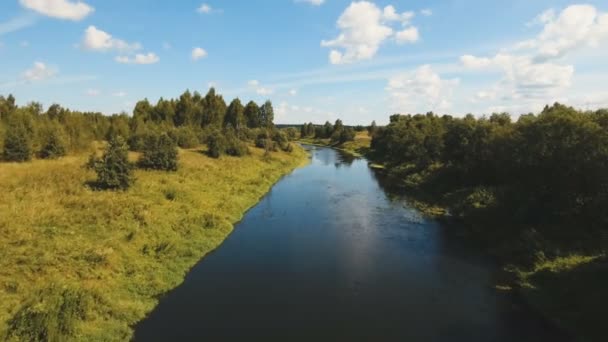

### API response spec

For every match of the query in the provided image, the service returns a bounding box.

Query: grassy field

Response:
[0,145,307,341]
[298,131,372,157]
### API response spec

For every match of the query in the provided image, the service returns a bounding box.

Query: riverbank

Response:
[0,144,307,341]
[298,131,372,157]
[372,164,607,342]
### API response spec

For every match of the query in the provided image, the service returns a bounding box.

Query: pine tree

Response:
[92,136,134,190]
[3,123,32,162]
[39,128,67,159]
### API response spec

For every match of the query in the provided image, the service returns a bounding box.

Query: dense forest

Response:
[370,104,608,260]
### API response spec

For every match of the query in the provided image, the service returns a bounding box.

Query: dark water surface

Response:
[135,146,564,341]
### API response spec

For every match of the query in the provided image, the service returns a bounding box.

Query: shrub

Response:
[206,131,226,158]
[89,136,134,190]
[137,133,178,171]
[170,126,200,148]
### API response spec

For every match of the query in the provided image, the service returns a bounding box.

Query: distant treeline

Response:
[0,88,299,164]
[370,103,608,260]
[299,119,376,144]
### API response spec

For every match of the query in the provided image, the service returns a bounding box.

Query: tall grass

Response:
[0,145,307,341]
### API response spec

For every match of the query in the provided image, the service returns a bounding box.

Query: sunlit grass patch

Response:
[0,144,307,341]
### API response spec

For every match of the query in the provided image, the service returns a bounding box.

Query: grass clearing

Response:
[0,144,307,341]
[299,131,372,157]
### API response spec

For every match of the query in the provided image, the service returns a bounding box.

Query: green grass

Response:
[0,144,308,341]
[515,254,608,342]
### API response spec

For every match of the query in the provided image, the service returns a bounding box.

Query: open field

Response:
[0,145,307,341]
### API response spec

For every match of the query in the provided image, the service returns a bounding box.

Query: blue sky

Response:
[1,0,608,124]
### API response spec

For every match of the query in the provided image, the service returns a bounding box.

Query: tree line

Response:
[300,119,358,144]
[1,88,296,190]
[370,103,608,258]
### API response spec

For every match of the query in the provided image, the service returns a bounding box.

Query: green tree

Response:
[137,133,178,171]
[201,88,226,128]
[39,124,67,159]
[259,101,275,128]
[3,122,32,162]
[224,98,245,130]
[244,101,260,128]
[91,136,134,190]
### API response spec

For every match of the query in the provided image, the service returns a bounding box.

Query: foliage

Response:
[137,133,178,171]
[89,136,134,190]
[3,121,32,162]
[38,124,67,159]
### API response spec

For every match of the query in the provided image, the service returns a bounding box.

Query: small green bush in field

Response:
[89,136,134,190]
[6,284,91,342]
[137,133,178,171]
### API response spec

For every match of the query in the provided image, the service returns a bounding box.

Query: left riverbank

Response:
[0,145,308,341]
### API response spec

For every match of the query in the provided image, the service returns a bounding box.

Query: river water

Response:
[135,145,564,341]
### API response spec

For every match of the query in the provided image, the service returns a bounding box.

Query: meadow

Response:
[0,145,307,341]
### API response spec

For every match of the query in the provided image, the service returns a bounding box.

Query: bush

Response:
[206,131,226,158]
[3,123,32,162]
[89,136,134,190]
[137,133,178,171]
[170,126,200,149]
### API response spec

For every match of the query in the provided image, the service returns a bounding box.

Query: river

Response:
[134,145,564,341]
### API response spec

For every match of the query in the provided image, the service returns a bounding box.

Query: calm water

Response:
[135,146,564,341]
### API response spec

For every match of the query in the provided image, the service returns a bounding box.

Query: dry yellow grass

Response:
[0,145,307,341]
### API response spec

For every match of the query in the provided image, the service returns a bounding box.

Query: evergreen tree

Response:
[39,125,67,159]
[91,136,134,190]
[3,123,32,162]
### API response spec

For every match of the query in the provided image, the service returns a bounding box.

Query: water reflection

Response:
[135,145,564,342]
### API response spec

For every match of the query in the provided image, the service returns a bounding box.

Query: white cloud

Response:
[296,0,325,6]
[247,80,273,95]
[83,26,141,52]
[289,89,297,96]
[0,14,38,36]
[86,88,100,96]
[518,5,608,61]
[20,0,94,21]
[115,53,159,65]
[191,47,207,60]
[396,27,419,44]
[321,1,420,64]
[23,61,57,81]
[113,91,127,97]
[386,65,459,113]
[420,9,432,17]
[197,3,212,13]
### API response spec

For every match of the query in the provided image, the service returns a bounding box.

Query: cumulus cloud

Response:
[289,89,297,96]
[20,0,94,21]
[191,47,207,60]
[321,1,420,64]
[23,61,57,81]
[197,4,212,13]
[420,9,432,16]
[386,65,459,113]
[515,5,608,61]
[82,26,141,52]
[458,5,607,106]
[113,91,127,97]
[115,53,159,65]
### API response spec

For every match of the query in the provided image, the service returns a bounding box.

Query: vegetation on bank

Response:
[368,103,608,341]
[0,90,307,341]
[298,119,372,156]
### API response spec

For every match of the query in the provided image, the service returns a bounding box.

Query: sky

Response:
[1,0,608,124]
